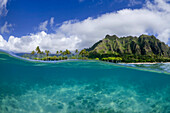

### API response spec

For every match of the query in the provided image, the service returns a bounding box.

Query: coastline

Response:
[1,51,170,74]
[1,50,170,65]
[119,62,170,64]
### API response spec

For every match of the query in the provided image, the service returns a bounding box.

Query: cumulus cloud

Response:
[0,21,12,34]
[50,17,54,27]
[128,0,142,6]
[0,0,170,53]
[0,35,7,47]
[146,0,170,12]
[57,0,170,48]
[0,0,8,16]
[38,20,48,31]
[0,31,81,53]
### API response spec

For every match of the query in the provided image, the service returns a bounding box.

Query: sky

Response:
[0,0,170,53]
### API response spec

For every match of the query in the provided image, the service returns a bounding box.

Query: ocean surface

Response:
[119,63,170,74]
[0,51,170,113]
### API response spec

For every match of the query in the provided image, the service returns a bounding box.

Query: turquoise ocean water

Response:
[0,51,170,113]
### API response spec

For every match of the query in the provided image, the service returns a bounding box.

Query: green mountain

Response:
[87,34,170,57]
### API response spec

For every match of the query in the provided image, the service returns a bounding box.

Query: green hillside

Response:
[86,34,170,62]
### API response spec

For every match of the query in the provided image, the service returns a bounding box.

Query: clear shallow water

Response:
[0,51,170,113]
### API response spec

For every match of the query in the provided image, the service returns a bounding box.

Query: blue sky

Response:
[0,0,170,53]
[0,0,146,40]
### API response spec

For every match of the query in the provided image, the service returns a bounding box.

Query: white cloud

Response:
[0,0,170,53]
[128,0,142,6]
[58,6,170,48]
[146,0,170,12]
[0,35,7,47]
[0,0,8,16]
[50,17,54,27]
[38,20,48,31]
[157,29,170,44]
[0,21,12,34]
[0,31,81,53]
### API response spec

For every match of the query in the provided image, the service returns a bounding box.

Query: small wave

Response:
[119,63,170,73]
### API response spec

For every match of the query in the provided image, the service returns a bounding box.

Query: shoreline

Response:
[1,51,170,74]
[1,50,170,65]
[119,62,170,64]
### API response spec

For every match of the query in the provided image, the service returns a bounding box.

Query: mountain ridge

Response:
[87,34,170,57]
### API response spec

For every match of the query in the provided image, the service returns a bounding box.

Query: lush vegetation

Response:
[102,57,122,63]
[22,46,99,61]
[86,34,170,57]
[85,34,170,63]
[21,34,170,63]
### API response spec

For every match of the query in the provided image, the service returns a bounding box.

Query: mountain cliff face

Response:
[87,34,170,57]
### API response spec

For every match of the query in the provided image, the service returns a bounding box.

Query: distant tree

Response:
[56,51,59,55]
[35,46,42,58]
[75,49,79,53]
[79,49,88,57]
[31,50,35,55]
[62,49,71,56]
[65,49,71,55]
[36,46,41,54]
[60,50,62,54]
[45,50,50,57]
[40,51,44,54]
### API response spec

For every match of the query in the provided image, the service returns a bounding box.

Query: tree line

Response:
[26,46,124,62]
[31,46,79,57]
[23,46,170,63]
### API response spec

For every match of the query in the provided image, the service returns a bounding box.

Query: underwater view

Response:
[0,51,170,113]
[1,0,170,113]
